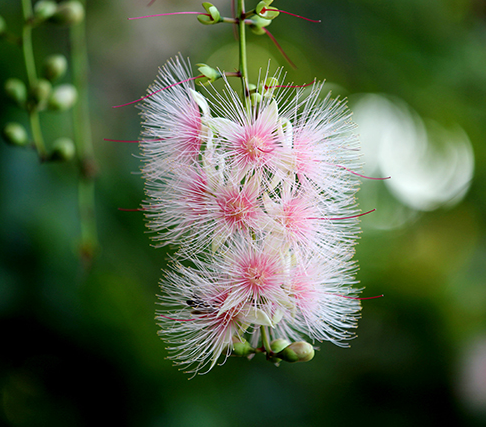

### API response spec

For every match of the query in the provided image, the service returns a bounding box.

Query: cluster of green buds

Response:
[231,337,315,366]
[1,0,85,161]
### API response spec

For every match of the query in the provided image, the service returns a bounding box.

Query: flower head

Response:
[140,56,368,376]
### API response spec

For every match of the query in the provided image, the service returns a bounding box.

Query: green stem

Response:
[260,326,272,355]
[70,0,98,265]
[237,0,250,111]
[21,0,47,159]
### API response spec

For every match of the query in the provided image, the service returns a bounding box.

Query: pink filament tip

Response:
[309,208,376,221]
[262,7,321,23]
[331,163,391,180]
[112,75,201,108]
[128,12,207,20]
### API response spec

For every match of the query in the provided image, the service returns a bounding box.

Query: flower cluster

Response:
[140,55,364,375]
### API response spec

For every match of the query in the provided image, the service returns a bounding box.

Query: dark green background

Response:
[1,0,486,426]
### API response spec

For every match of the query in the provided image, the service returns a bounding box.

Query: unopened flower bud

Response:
[48,84,77,111]
[43,54,68,81]
[49,137,75,161]
[30,78,52,110]
[5,78,27,106]
[232,337,254,357]
[0,15,6,35]
[277,341,315,363]
[2,122,29,147]
[250,92,262,106]
[197,2,221,25]
[271,338,290,354]
[256,1,279,20]
[34,1,58,21]
[196,63,221,85]
[50,1,85,26]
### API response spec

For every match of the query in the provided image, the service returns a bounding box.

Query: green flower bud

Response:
[30,78,52,110]
[248,15,272,36]
[196,63,222,85]
[277,341,315,363]
[49,137,75,161]
[2,122,29,147]
[34,1,58,21]
[256,2,279,20]
[231,337,254,357]
[271,338,290,354]
[0,15,6,36]
[50,1,85,26]
[247,83,257,93]
[5,78,27,106]
[48,84,77,111]
[250,92,262,106]
[42,54,68,81]
[197,2,221,25]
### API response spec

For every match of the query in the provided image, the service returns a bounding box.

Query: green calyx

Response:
[196,63,222,85]
[48,84,78,111]
[231,337,255,357]
[50,1,85,26]
[49,137,75,161]
[276,341,315,363]
[34,1,58,22]
[197,3,221,25]
[256,1,279,20]
[248,15,272,36]
[2,122,29,147]
[43,54,68,81]
[5,78,27,107]
[29,79,52,110]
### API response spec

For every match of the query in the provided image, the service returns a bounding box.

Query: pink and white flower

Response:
[140,56,367,375]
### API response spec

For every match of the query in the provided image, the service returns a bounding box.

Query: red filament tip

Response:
[262,7,321,23]
[118,207,144,212]
[262,27,297,69]
[331,163,391,180]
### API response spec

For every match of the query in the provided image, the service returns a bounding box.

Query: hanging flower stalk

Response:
[118,0,386,376]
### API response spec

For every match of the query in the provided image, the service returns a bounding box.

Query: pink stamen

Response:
[265,80,316,90]
[329,294,384,300]
[112,75,202,108]
[262,27,297,69]
[329,163,391,180]
[262,7,321,23]
[147,0,156,6]
[128,12,209,20]
[257,146,275,154]
[308,208,376,221]
[157,314,195,322]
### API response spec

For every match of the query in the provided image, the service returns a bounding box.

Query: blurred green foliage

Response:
[1,0,486,426]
